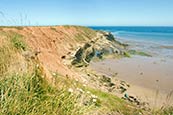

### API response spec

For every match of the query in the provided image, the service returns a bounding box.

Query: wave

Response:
[112,31,173,37]
[90,26,173,34]
[91,26,173,58]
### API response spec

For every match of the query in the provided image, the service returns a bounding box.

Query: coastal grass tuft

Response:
[0,68,93,115]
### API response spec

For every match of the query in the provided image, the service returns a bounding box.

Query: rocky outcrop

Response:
[71,31,128,67]
[71,43,95,67]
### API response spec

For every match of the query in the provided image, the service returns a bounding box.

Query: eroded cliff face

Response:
[0,26,127,82]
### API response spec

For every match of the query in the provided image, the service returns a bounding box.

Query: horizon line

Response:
[1,24,173,27]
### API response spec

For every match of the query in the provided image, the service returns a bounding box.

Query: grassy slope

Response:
[0,26,172,115]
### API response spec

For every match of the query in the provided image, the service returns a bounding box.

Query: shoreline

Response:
[90,55,173,107]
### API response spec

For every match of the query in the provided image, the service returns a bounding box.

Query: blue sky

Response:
[0,0,173,26]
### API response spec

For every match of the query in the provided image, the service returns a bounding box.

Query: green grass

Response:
[0,67,94,115]
[11,33,27,51]
[52,74,144,114]
[124,51,131,58]
[152,106,173,115]
[128,50,152,57]
[86,87,143,115]
[73,26,97,41]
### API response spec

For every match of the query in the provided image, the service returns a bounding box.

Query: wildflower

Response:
[68,88,73,93]
[36,64,39,68]
[92,98,97,103]
[86,91,90,94]
[52,72,56,76]
[91,94,98,99]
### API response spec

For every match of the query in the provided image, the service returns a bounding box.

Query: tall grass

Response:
[0,32,26,76]
[0,67,93,115]
[0,42,16,76]
[151,90,173,115]
[0,46,11,76]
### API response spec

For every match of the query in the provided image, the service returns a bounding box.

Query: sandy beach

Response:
[90,55,173,107]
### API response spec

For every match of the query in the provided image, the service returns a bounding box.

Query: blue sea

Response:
[90,26,173,58]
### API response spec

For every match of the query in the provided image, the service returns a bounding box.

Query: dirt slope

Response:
[1,26,97,78]
[0,25,127,85]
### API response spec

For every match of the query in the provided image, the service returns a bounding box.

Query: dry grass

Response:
[0,42,15,76]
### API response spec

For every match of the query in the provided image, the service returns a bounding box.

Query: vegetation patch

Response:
[74,33,86,41]
[0,67,94,115]
[10,33,27,51]
[74,26,97,39]
[124,51,131,58]
[86,87,143,115]
[14,26,24,30]
[0,46,13,76]
[128,50,152,57]
[50,27,57,32]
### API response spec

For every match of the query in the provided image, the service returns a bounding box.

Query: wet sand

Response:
[90,56,173,107]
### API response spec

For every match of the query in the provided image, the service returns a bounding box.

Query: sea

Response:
[90,26,173,59]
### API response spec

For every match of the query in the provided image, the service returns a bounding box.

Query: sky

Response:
[0,0,173,26]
